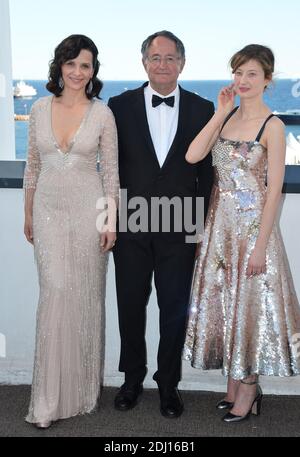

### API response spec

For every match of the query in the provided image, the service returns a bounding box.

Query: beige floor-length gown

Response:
[23,96,119,423]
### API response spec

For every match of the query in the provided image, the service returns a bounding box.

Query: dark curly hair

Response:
[46,34,103,99]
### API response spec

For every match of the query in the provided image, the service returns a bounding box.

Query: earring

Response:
[59,77,64,90]
[87,80,93,94]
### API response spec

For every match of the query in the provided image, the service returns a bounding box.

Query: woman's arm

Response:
[98,106,120,252]
[23,103,41,244]
[246,117,286,276]
[186,85,236,164]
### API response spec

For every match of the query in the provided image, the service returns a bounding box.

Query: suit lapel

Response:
[132,82,160,170]
[161,85,189,169]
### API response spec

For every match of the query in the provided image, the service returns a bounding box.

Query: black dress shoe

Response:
[114,383,143,411]
[159,387,183,418]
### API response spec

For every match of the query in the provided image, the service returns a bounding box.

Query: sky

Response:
[9,0,300,80]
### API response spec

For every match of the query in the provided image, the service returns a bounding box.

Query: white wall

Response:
[1,189,300,394]
[0,0,15,160]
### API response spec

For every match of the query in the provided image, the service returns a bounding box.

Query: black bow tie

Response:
[152,94,175,108]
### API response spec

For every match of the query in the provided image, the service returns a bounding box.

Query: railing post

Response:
[0,0,16,160]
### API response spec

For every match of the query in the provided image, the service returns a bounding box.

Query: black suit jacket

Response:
[108,83,214,238]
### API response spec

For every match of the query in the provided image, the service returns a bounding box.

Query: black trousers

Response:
[113,234,196,389]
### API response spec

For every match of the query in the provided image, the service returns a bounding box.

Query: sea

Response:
[14,79,300,160]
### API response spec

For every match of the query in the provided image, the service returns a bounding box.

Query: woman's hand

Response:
[246,247,266,278]
[195,241,202,259]
[24,214,34,245]
[217,84,236,117]
[100,231,116,253]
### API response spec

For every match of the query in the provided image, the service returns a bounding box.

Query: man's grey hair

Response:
[141,30,185,60]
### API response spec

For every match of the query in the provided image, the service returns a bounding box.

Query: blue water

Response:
[14,80,300,159]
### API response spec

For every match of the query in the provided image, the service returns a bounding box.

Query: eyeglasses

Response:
[146,56,181,65]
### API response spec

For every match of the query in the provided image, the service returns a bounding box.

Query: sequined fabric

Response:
[23,96,119,423]
[183,136,300,380]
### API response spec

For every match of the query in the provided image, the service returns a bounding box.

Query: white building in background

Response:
[0,0,15,160]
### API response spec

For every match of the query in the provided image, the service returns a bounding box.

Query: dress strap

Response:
[255,114,275,142]
[220,106,239,133]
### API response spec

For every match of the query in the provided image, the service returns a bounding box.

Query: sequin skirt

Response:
[183,184,300,379]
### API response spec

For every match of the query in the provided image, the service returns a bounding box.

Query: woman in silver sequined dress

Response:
[23,35,119,428]
[183,44,300,422]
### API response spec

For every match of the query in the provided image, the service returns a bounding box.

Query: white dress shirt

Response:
[144,84,180,168]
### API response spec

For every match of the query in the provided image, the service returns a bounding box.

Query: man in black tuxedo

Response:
[108,31,214,418]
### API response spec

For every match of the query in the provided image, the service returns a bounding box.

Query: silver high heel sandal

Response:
[34,421,52,429]
[222,379,262,423]
[216,399,234,410]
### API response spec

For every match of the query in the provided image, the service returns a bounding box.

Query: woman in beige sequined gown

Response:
[23,35,119,427]
[183,45,300,422]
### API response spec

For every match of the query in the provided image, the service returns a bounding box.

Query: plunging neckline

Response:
[49,95,94,155]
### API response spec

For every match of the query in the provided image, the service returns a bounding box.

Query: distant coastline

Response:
[13,80,300,161]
